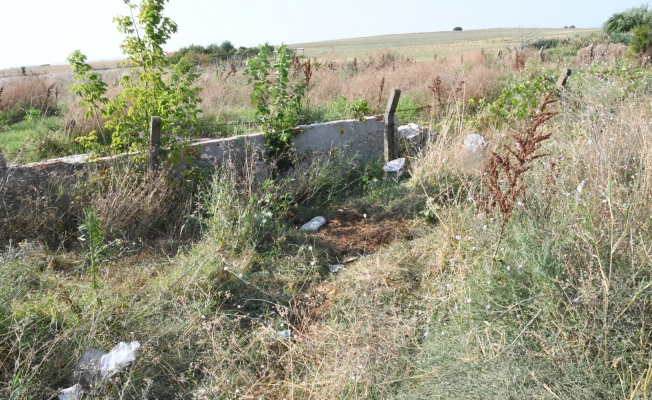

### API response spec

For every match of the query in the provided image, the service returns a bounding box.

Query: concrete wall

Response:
[2,115,392,182]
[191,115,388,169]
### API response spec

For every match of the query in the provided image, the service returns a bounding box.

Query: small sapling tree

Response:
[244,43,306,170]
[68,0,202,157]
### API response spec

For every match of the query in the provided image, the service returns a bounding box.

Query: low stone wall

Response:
[191,115,388,168]
[1,115,392,182]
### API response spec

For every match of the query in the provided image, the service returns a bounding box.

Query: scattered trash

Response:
[58,384,82,400]
[277,329,292,339]
[328,264,346,273]
[462,134,489,169]
[383,158,405,173]
[101,341,141,378]
[463,134,488,155]
[300,216,326,232]
[398,123,422,140]
[59,341,141,400]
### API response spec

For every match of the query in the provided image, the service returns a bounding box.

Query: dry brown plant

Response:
[303,58,312,87]
[482,92,558,222]
[0,76,60,114]
[89,164,196,240]
[377,75,385,109]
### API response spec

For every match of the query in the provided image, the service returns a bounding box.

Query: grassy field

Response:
[290,27,599,59]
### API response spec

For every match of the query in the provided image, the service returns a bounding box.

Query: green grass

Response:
[0,115,72,163]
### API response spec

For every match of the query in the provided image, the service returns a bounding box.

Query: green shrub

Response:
[68,0,202,157]
[630,24,651,55]
[245,43,307,169]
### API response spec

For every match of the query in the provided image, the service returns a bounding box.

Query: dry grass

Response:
[4,34,652,400]
[0,76,61,117]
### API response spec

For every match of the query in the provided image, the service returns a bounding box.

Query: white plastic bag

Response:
[58,384,82,400]
[100,341,141,378]
[383,158,405,172]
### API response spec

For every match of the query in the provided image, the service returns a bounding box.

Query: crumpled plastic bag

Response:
[100,341,141,378]
[58,384,82,400]
[383,158,405,172]
[58,341,140,400]
[398,123,421,139]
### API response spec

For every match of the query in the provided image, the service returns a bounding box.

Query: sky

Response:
[0,0,643,69]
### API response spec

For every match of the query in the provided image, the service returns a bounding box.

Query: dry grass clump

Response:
[196,70,250,119]
[0,76,61,118]
[0,161,199,249]
[0,169,81,248]
[59,79,125,141]
[87,163,198,241]
[576,43,629,63]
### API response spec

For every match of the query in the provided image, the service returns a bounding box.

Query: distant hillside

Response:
[289,27,599,60]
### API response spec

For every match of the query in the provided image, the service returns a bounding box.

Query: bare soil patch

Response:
[301,208,414,262]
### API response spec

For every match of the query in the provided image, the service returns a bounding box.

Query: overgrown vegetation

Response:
[604,4,652,56]
[166,41,272,66]
[244,43,307,168]
[67,0,202,156]
[3,18,652,400]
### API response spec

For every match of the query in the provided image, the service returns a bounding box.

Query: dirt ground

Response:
[300,208,413,263]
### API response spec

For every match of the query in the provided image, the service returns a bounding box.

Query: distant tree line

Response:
[166,41,275,66]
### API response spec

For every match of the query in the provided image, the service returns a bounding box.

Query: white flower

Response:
[467,298,472,304]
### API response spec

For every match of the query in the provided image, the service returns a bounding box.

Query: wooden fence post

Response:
[384,88,401,162]
[149,116,161,172]
[556,68,572,88]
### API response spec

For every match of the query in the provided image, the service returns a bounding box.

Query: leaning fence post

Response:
[149,116,161,172]
[384,88,401,162]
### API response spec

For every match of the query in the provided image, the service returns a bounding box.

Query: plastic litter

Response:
[58,341,140,400]
[383,158,405,173]
[300,216,326,232]
[100,341,141,378]
[277,329,292,339]
[58,384,82,400]
[76,347,105,391]
[463,134,488,155]
[328,264,346,273]
[398,123,421,139]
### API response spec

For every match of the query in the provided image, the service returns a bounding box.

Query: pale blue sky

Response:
[1,0,642,69]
